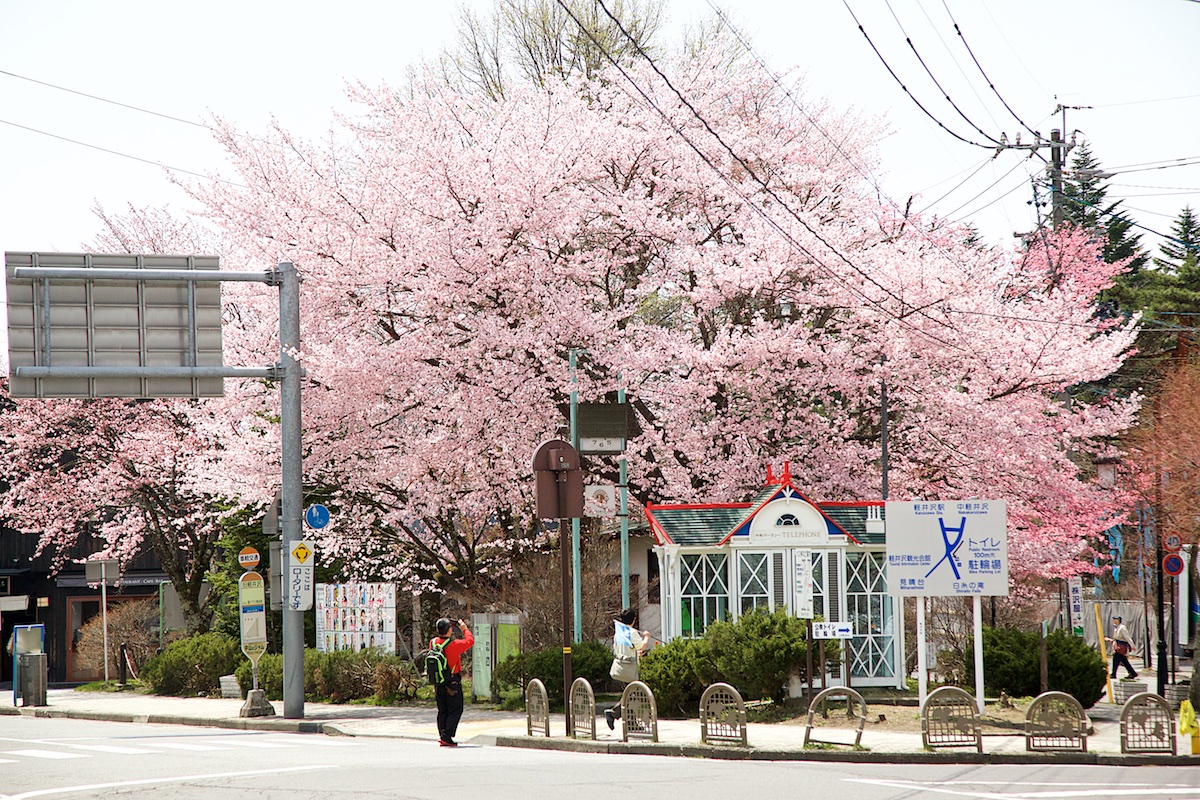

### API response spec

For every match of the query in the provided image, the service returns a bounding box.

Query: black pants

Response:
[1112,651,1137,678]
[435,678,464,742]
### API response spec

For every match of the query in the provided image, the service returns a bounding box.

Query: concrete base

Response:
[239,689,276,718]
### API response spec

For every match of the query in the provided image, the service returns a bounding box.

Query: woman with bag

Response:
[1105,614,1138,680]
[605,607,651,731]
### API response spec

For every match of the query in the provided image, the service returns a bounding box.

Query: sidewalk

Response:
[2,685,1195,766]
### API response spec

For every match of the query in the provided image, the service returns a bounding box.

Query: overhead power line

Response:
[881,0,1002,145]
[840,0,996,150]
[0,67,208,129]
[938,0,1041,141]
[0,117,246,187]
[554,0,973,354]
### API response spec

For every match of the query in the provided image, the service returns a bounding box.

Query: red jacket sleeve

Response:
[446,628,474,672]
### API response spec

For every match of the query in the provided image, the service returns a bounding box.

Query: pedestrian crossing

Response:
[0,734,359,766]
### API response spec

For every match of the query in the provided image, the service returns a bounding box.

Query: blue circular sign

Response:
[305,504,331,529]
[1164,553,1186,577]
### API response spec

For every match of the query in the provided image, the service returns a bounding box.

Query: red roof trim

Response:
[820,500,885,508]
[716,474,863,545]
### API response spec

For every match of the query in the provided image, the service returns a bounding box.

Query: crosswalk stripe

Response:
[62,744,160,754]
[256,736,358,747]
[150,742,231,751]
[201,739,294,749]
[4,749,90,759]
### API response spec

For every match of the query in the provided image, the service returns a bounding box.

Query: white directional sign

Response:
[1067,576,1084,636]
[794,549,814,619]
[287,540,315,611]
[811,621,853,639]
[885,500,1009,596]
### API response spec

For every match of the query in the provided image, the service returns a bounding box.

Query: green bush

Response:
[141,633,243,696]
[638,637,703,717]
[967,627,1106,708]
[492,640,612,701]
[691,608,834,705]
[234,648,420,703]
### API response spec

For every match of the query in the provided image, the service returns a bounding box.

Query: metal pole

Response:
[916,597,927,708]
[880,361,889,501]
[101,563,109,684]
[618,388,629,609]
[1050,128,1065,230]
[278,262,305,719]
[561,517,573,736]
[569,350,582,643]
[973,596,985,714]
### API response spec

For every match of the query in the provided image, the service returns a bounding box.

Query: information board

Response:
[885,500,1009,596]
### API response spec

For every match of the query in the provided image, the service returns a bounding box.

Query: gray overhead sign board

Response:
[5,251,224,398]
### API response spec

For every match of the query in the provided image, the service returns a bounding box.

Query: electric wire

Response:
[555,0,971,354]
[941,158,1031,221]
[840,0,996,149]
[697,2,1126,337]
[916,156,996,215]
[939,0,1042,140]
[0,117,247,187]
[0,67,209,128]
[881,0,1003,145]
[911,0,1004,133]
[1050,182,1187,246]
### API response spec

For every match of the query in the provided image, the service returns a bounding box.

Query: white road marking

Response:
[0,764,336,800]
[255,735,359,747]
[1,751,88,760]
[847,780,1200,800]
[148,741,231,751]
[198,738,294,748]
[58,744,159,755]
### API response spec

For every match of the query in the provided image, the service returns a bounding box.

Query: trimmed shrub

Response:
[141,632,242,696]
[234,648,420,703]
[638,636,703,717]
[691,608,831,705]
[492,640,612,701]
[967,626,1106,707]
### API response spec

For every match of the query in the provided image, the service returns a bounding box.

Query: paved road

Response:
[3,715,1200,800]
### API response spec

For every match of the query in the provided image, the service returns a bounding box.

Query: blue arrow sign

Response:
[305,504,331,529]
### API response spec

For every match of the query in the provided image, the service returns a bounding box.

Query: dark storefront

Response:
[1,527,165,685]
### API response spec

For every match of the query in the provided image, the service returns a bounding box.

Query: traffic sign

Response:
[287,540,315,611]
[811,622,854,639]
[305,504,330,529]
[238,546,260,570]
[1163,532,1183,553]
[1164,553,1186,577]
[238,571,267,665]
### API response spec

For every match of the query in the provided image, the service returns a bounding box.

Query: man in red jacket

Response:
[432,617,474,746]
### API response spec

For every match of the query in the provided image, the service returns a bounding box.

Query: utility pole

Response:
[1050,128,1066,230]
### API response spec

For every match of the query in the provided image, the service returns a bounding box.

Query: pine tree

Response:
[1153,205,1200,273]
[1061,142,1149,287]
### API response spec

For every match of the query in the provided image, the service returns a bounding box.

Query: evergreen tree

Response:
[1154,205,1200,273]
[1061,142,1149,291]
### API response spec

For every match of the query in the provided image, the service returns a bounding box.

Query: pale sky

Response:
[2,0,1198,371]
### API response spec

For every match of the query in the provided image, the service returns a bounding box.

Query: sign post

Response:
[237,547,274,718]
[531,438,583,736]
[886,500,1009,712]
[84,559,119,683]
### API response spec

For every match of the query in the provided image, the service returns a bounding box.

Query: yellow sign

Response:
[291,543,312,564]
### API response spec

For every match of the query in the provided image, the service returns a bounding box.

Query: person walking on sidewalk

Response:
[1106,615,1138,680]
[605,607,650,731]
[431,617,474,746]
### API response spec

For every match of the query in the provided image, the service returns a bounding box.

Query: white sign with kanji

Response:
[885,500,1008,597]
[287,540,315,611]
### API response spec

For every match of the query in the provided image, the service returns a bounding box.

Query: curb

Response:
[492,735,1196,766]
[6,706,1197,766]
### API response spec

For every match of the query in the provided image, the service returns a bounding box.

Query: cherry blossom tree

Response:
[14,42,1139,603]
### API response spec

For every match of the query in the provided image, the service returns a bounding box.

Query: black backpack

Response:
[424,638,450,686]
